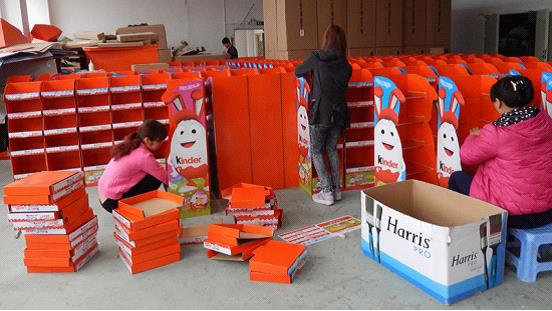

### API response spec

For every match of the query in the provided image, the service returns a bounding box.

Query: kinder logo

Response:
[378,155,399,169]
[176,156,202,165]
[451,251,478,267]
[439,161,454,175]
[386,217,431,249]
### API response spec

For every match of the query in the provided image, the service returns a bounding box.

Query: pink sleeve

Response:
[460,124,499,166]
[142,153,169,185]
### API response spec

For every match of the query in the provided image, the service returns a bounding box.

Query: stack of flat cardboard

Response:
[249,240,308,284]
[3,171,99,273]
[224,184,283,229]
[203,224,273,261]
[113,190,181,274]
[116,24,171,62]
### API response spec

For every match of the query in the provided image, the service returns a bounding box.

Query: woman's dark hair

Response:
[222,37,231,45]
[490,75,534,108]
[112,120,167,160]
[322,25,347,56]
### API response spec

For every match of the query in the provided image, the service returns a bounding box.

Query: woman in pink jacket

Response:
[449,76,552,229]
[98,120,168,213]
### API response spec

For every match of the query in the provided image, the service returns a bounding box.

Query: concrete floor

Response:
[1,160,551,309]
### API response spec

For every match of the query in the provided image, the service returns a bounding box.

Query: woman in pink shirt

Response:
[98,120,168,212]
[449,76,552,229]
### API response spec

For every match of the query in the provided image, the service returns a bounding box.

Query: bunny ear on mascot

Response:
[436,77,464,187]
[373,76,406,185]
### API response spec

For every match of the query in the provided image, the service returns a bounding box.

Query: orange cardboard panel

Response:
[211,75,253,189]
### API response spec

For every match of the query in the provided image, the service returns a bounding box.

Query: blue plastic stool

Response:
[506,223,552,282]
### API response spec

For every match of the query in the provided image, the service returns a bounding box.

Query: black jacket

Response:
[294,49,352,129]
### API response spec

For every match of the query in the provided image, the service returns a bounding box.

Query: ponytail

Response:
[111,120,168,160]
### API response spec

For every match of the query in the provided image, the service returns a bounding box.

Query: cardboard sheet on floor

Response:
[279,215,361,246]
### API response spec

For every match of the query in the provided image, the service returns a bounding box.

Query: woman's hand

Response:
[470,127,481,136]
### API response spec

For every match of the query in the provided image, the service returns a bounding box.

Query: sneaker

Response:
[333,189,342,201]
[312,190,335,206]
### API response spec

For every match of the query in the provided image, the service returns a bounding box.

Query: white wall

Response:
[26,0,50,29]
[47,0,261,53]
[0,0,24,30]
[452,0,552,53]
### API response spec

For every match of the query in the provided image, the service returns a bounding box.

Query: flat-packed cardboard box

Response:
[360,180,507,305]
[116,24,168,49]
[158,49,172,63]
[375,0,403,48]
[119,249,180,274]
[249,240,308,284]
[3,180,84,205]
[114,190,181,231]
[115,219,179,242]
[25,244,98,273]
[403,0,427,47]
[263,0,279,53]
[425,0,451,47]
[274,50,314,60]
[131,63,169,71]
[317,0,347,48]
[276,0,318,51]
[346,0,376,48]
[4,171,83,196]
[8,188,87,213]
[348,48,376,57]
[116,32,158,43]
[204,224,273,258]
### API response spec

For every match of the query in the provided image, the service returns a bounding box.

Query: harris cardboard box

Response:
[360,180,507,305]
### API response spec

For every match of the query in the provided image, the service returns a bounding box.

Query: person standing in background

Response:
[222,37,239,59]
[294,25,352,206]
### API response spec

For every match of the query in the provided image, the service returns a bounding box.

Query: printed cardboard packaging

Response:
[3,171,83,196]
[114,219,180,242]
[360,180,506,305]
[249,240,308,284]
[115,190,181,231]
[118,249,180,274]
[26,244,99,273]
[24,216,98,245]
[204,224,274,257]
[162,80,210,218]
[3,181,84,205]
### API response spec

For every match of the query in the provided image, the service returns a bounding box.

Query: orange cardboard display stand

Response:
[83,45,159,71]
[0,18,28,48]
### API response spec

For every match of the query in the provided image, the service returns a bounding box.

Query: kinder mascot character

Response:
[297,78,313,191]
[541,73,552,118]
[163,80,210,217]
[436,77,464,187]
[374,76,406,186]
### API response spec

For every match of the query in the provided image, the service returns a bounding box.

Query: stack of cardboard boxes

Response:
[113,190,181,274]
[116,24,172,63]
[3,171,99,273]
[249,240,308,284]
[204,224,273,261]
[224,183,283,229]
[263,0,451,60]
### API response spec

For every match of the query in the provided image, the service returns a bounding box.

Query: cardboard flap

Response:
[231,187,267,208]
[363,180,504,228]
[118,190,183,219]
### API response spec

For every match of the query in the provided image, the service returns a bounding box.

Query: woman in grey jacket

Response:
[295,25,352,206]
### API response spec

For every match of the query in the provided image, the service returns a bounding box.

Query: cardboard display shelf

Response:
[249,240,308,284]
[115,190,182,231]
[223,183,283,229]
